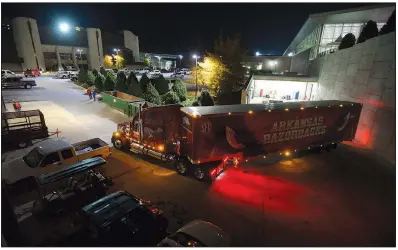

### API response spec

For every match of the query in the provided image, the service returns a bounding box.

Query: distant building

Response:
[139,52,180,70]
[2,17,140,71]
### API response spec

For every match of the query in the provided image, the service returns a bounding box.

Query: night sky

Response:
[2,3,374,56]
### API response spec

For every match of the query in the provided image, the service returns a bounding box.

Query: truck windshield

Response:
[23,148,44,168]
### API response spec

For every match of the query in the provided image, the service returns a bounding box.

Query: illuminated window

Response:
[257,64,262,70]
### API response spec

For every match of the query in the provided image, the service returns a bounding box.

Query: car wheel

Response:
[25,83,32,89]
[62,75,67,79]
[194,166,206,181]
[24,75,28,77]
[113,139,124,150]
[175,159,189,175]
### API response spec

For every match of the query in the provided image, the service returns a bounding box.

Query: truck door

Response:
[60,148,79,167]
[37,151,64,175]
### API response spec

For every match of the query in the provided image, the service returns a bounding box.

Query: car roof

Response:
[36,139,72,154]
[177,220,231,247]
[82,191,142,228]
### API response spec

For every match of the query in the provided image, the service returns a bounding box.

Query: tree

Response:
[104,55,113,68]
[153,75,170,95]
[142,83,161,105]
[357,20,379,44]
[78,68,87,83]
[115,51,125,69]
[140,74,150,92]
[92,68,99,77]
[127,72,142,97]
[127,71,139,86]
[171,79,187,102]
[192,101,199,106]
[100,66,107,77]
[338,33,356,50]
[144,56,151,67]
[86,71,96,86]
[380,10,395,35]
[94,73,106,92]
[115,71,128,93]
[104,70,116,91]
[163,91,180,104]
[198,90,215,106]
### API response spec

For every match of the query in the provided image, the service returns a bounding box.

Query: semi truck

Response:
[111,100,362,181]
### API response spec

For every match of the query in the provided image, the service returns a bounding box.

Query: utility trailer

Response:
[112,100,362,181]
[1,110,48,151]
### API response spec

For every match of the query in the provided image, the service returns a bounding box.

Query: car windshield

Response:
[23,148,44,168]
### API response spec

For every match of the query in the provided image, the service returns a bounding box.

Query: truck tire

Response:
[175,159,190,176]
[113,139,124,150]
[24,83,32,89]
[194,166,206,181]
[17,141,28,148]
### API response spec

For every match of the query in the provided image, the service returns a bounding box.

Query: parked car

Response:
[1,70,17,78]
[170,72,185,79]
[2,138,111,185]
[1,76,36,89]
[24,68,41,77]
[148,70,162,78]
[157,220,231,247]
[81,191,168,246]
[134,68,150,75]
[54,71,70,79]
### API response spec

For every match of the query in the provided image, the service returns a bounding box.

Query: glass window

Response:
[351,26,361,38]
[24,148,44,168]
[41,152,60,166]
[61,149,74,159]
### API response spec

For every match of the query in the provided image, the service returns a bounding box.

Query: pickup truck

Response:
[2,138,111,185]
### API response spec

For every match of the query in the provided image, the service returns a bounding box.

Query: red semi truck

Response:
[111,100,362,181]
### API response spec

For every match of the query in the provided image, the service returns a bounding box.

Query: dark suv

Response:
[81,191,168,246]
[1,76,37,89]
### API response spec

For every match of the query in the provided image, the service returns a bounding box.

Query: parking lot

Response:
[2,76,396,247]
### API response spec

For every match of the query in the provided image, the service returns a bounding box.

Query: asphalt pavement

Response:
[2,76,396,247]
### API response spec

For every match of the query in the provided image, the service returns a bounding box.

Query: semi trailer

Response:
[111,100,362,181]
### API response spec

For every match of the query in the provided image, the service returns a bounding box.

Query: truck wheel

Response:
[62,75,67,79]
[113,139,124,150]
[175,159,189,176]
[18,141,28,148]
[25,83,32,89]
[194,167,206,181]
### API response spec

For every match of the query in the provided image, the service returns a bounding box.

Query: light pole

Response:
[255,51,261,56]
[77,49,83,69]
[193,54,200,97]
[155,56,161,70]
[114,48,120,69]
[179,55,183,68]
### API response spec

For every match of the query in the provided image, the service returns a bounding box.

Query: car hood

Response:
[2,156,30,184]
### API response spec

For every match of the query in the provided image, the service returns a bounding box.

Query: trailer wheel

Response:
[113,139,124,150]
[194,167,206,181]
[175,159,189,175]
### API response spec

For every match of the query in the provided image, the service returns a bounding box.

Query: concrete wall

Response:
[290,49,310,75]
[12,17,45,70]
[314,32,396,164]
[124,30,140,62]
[86,28,104,70]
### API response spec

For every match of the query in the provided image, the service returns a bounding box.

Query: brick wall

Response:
[314,32,396,164]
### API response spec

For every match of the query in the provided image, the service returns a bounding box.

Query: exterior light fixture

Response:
[59,23,70,33]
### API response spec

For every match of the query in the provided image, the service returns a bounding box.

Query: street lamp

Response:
[155,56,161,70]
[193,54,200,97]
[179,55,183,68]
[77,49,83,69]
[255,51,261,56]
[114,49,120,68]
[59,23,70,33]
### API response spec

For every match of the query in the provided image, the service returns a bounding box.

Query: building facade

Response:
[3,17,140,71]
[139,52,179,70]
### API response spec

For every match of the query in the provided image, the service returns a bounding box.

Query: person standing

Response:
[12,99,21,112]
[92,89,96,101]
[87,88,92,99]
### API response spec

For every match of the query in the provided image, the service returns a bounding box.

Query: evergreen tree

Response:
[92,68,99,77]
[171,79,187,102]
[140,73,150,92]
[94,73,106,92]
[198,90,215,106]
[100,66,107,77]
[380,10,395,35]
[338,33,356,50]
[104,70,116,91]
[163,91,180,104]
[142,83,161,105]
[78,68,87,83]
[128,71,139,85]
[126,74,142,97]
[115,71,128,93]
[86,71,96,86]
[357,20,379,43]
[153,75,170,95]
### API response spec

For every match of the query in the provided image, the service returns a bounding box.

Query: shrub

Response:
[140,74,150,91]
[198,90,215,106]
[192,101,199,106]
[153,75,170,95]
[78,68,87,83]
[81,83,90,89]
[115,71,128,93]
[104,70,116,91]
[92,68,99,77]
[338,33,356,50]
[128,72,139,85]
[94,73,106,92]
[100,66,107,77]
[86,71,96,86]
[126,72,142,97]
[142,83,161,105]
[171,79,187,102]
[357,20,379,44]
[163,91,180,104]
[380,10,395,35]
